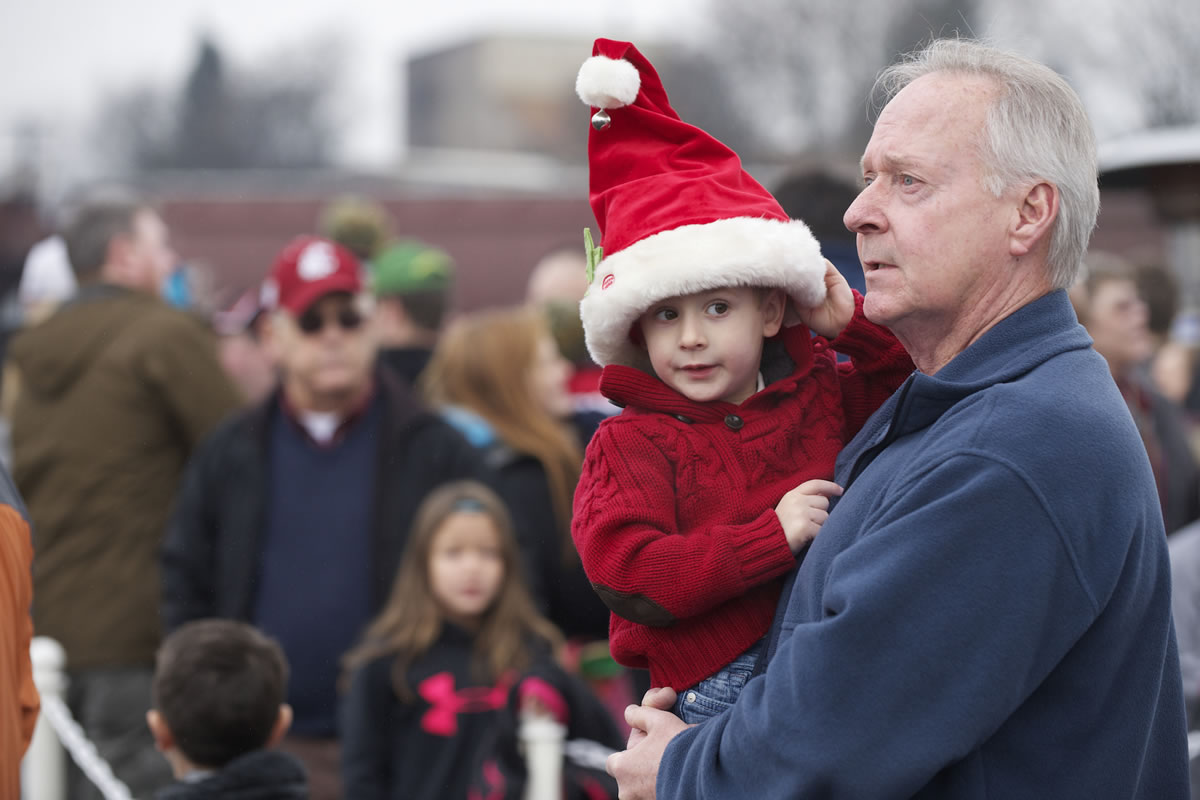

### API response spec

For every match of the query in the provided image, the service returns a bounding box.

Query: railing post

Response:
[520,713,566,800]
[22,637,67,800]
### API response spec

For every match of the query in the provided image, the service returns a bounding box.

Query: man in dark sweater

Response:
[162,235,484,800]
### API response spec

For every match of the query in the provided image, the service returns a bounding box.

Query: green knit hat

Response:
[369,240,455,296]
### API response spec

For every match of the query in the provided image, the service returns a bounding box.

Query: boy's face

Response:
[638,286,784,405]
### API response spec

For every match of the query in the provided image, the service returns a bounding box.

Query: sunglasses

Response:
[297,306,364,335]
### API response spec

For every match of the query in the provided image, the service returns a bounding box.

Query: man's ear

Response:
[146,710,174,753]
[100,232,133,281]
[1010,181,1058,259]
[266,704,293,748]
[761,289,786,338]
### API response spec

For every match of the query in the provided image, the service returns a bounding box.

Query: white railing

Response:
[520,713,566,800]
[21,637,133,800]
[21,635,612,800]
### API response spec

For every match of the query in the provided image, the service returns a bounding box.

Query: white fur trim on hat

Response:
[580,216,826,368]
[576,56,641,109]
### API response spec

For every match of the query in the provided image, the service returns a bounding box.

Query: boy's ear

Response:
[146,710,174,753]
[762,289,786,337]
[266,704,293,749]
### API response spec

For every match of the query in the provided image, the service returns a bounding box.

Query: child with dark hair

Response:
[571,40,913,723]
[146,619,306,800]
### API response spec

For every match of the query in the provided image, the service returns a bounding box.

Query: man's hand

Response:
[608,690,689,800]
[627,687,677,748]
[795,259,854,339]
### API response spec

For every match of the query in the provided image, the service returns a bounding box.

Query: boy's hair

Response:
[153,619,288,768]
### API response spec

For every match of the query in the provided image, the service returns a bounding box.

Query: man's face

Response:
[269,292,376,404]
[844,72,1019,344]
[1084,278,1153,375]
[123,209,176,293]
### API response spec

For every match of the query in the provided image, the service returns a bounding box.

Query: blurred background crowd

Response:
[2,0,1200,798]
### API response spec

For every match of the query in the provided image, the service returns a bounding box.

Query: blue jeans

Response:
[673,638,764,724]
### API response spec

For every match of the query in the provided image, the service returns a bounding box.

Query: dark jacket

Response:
[467,659,622,800]
[11,285,240,668]
[660,291,1189,798]
[340,624,510,800]
[342,624,618,800]
[155,750,308,800]
[161,371,484,629]
[378,346,433,388]
[487,446,608,641]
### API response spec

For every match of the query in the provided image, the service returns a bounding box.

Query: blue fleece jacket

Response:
[659,290,1189,798]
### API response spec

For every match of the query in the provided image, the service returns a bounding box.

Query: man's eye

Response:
[900,174,916,187]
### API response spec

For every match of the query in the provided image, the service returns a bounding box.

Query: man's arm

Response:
[648,454,1097,798]
[142,313,242,449]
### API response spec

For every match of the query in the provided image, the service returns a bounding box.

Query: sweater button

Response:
[724,414,744,431]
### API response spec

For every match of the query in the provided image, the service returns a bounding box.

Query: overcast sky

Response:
[0,0,695,181]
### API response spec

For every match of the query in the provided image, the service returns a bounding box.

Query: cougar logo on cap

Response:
[298,242,338,281]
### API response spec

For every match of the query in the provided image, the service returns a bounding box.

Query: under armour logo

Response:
[418,672,512,736]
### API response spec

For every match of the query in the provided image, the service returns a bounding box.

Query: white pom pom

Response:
[576,55,641,110]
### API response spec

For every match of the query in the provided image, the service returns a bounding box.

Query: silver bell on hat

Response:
[591,109,612,130]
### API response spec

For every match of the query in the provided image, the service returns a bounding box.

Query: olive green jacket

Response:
[10,285,240,669]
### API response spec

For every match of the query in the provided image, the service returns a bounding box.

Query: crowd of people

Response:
[0,33,1197,800]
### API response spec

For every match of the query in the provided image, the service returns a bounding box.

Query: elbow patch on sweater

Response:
[592,584,676,627]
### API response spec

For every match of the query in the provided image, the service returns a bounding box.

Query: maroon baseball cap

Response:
[259,235,363,315]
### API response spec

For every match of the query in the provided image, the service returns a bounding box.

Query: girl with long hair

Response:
[339,480,563,799]
[421,307,609,641]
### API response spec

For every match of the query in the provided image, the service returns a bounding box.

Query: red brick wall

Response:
[160,193,594,313]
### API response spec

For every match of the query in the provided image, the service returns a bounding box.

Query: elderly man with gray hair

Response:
[607,38,1189,799]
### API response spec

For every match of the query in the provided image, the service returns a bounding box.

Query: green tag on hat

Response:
[583,227,603,294]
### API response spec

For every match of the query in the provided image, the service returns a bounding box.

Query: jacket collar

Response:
[837,289,1091,482]
[245,367,424,449]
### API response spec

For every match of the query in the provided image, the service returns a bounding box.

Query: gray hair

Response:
[875,39,1099,289]
[61,188,150,279]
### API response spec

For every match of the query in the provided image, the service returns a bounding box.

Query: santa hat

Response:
[576,39,827,369]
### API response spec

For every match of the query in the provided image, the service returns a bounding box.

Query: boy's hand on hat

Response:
[776,479,843,554]
[796,260,854,339]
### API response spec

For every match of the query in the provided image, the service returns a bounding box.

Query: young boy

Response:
[146,619,307,799]
[570,39,914,723]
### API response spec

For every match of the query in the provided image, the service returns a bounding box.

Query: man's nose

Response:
[844,184,885,236]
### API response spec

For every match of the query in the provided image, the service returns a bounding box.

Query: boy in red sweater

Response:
[570,39,913,723]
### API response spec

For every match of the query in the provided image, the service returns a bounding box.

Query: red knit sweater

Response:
[571,296,913,690]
